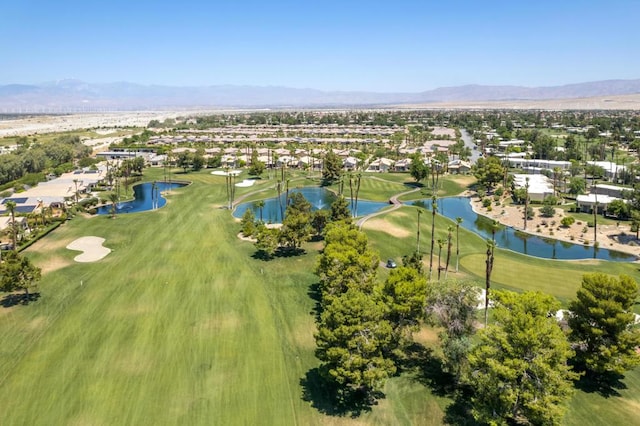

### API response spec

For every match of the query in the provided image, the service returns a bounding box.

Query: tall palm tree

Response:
[353,172,362,218]
[455,217,463,272]
[108,192,119,219]
[429,196,437,281]
[416,208,423,253]
[444,225,453,279]
[437,238,445,282]
[484,239,496,326]
[6,200,17,250]
[523,177,530,230]
[256,200,265,223]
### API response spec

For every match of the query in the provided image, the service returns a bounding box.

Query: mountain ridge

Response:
[1,79,639,111]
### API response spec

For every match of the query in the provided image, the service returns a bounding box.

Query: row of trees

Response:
[242,192,352,259]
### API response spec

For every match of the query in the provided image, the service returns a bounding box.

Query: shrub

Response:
[494,187,504,197]
[482,198,491,208]
[539,204,556,218]
[561,216,575,227]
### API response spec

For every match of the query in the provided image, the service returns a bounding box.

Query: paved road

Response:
[460,128,481,164]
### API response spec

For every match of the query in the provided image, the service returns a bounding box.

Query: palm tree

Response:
[5,200,17,250]
[484,239,496,326]
[73,178,80,204]
[593,182,598,245]
[455,217,463,272]
[108,192,119,219]
[444,225,453,280]
[416,208,423,253]
[256,200,265,223]
[437,238,445,282]
[523,177,530,230]
[429,196,437,281]
[353,172,362,217]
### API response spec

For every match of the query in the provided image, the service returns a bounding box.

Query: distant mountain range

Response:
[1,79,639,111]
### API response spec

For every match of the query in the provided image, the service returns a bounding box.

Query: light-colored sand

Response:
[235,179,256,187]
[211,170,242,176]
[66,236,111,262]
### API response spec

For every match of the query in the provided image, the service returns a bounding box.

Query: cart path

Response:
[356,186,421,229]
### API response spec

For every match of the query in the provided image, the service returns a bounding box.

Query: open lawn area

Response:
[0,168,638,425]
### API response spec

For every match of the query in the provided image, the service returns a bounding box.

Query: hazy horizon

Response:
[2,0,639,92]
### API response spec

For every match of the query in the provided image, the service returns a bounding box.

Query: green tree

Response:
[473,156,505,189]
[409,154,428,183]
[5,200,17,250]
[315,287,396,404]
[315,223,378,304]
[0,250,41,298]
[192,153,205,171]
[329,195,351,223]
[311,209,329,237]
[108,192,119,218]
[322,149,342,183]
[254,225,280,259]
[568,273,640,375]
[240,209,256,237]
[607,199,630,219]
[455,217,463,273]
[279,210,312,250]
[467,291,578,426]
[248,150,265,176]
[568,176,586,196]
[380,266,426,346]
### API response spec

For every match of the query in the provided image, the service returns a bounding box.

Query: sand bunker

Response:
[211,170,242,176]
[235,179,256,187]
[66,236,111,262]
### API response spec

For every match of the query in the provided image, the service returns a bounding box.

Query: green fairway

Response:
[0,167,638,425]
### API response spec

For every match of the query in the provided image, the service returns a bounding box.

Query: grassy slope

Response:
[0,169,638,425]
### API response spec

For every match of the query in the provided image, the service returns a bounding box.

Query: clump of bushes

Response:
[561,216,575,227]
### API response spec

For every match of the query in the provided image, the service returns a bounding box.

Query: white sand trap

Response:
[235,179,255,187]
[211,170,242,176]
[67,236,111,262]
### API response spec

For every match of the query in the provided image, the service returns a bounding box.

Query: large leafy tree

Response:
[315,287,396,404]
[409,154,428,183]
[315,222,378,304]
[473,156,505,189]
[568,273,640,375]
[329,195,351,223]
[380,266,426,346]
[0,251,42,297]
[467,291,578,426]
[322,149,343,183]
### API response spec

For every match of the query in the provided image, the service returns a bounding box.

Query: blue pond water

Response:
[233,187,389,223]
[96,181,186,215]
[411,197,636,262]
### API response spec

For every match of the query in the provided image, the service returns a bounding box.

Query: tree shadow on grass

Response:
[307,282,323,322]
[300,367,379,418]
[574,370,628,398]
[1,292,40,307]
[251,247,306,261]
[399,342,477,425]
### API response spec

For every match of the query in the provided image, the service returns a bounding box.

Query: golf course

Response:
[1,168,639,425]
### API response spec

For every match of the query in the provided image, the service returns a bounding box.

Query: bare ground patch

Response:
[39,256,73,274]
[363,218,411,238]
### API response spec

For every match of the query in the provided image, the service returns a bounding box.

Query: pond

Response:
[96,181,187,215]
[233,187,389,222]
[411,197,636,262]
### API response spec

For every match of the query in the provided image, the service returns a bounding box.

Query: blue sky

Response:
[1,0,638,91]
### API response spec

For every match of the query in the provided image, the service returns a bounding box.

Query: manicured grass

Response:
[1,166,638,425]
